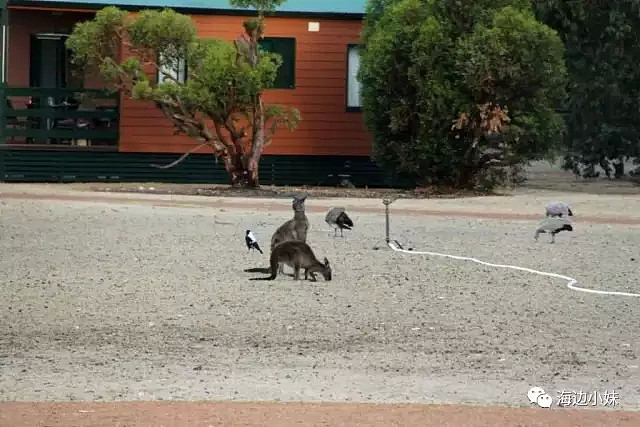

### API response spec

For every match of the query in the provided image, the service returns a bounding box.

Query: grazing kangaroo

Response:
[251,240,332,281]
[271,195,309,273]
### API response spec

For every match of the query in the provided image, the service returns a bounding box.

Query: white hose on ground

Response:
[387,241,640,298]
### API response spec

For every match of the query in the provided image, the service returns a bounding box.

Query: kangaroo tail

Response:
[244,267,270,273]
[250,256,277,280]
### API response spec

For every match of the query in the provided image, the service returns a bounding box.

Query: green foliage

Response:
[229,0,287,13]
[129,8,196,69]
[67,5,299,187]
[66,6,128,79]
[361,0,396,43]
[535,0,640,178]
[359,0,567,189]
[133,37,279,117]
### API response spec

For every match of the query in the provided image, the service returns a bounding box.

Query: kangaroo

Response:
[250,240,332,281]
[270,195,310,273]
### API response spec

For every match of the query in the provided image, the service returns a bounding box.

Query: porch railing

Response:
[0,86,120,147]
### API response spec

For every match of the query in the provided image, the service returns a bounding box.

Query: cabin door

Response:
[28,34,71,141]
[30,33,69,89]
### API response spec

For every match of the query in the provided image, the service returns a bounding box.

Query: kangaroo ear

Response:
[324,257,329,266]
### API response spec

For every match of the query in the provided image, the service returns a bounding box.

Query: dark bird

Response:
[245,230,263,254]
[546,201,573,218]
[534,217,573,243]
[325,207,354,237]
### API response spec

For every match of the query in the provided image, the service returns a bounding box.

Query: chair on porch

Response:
[50,97,91,145]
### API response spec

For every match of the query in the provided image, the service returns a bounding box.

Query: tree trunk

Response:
[246,95,266,188]
[457,164,478,189]
[599,159,612,179]
[613,158,625,179]
[457,142,480,189]
[247,156,260,187]
[223,153,259,188]
[228,16,266,189]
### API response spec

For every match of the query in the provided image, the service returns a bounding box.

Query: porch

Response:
[1,86,119,148]
[0,5,119,149]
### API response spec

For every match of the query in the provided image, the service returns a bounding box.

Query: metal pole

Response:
[1,0,8,85]
[1,25,5,84]
[0,1,8,145]
[382,197,395,244]
[385,202,389,243]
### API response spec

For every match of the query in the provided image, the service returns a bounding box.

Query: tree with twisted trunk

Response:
[67,1,299,188]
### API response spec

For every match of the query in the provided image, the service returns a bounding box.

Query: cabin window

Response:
[259,37,296,89]
[346,44,362,111]
[157,53,187,84]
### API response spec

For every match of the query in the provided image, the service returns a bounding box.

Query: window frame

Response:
[259,36,296,90]
[346,43,362,112]
[157,52,188,84]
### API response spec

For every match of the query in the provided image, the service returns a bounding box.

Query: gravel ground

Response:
[1,188,639,409]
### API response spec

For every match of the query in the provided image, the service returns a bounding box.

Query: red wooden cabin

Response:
[0,0,395,186]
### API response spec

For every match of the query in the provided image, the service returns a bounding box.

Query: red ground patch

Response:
[1,401,638,427]
[2,191,640,225]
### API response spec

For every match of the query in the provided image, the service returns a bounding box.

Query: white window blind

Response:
[347,45,361,109]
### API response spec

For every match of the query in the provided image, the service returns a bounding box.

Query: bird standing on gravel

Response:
[546,201,573,218]
[325,207,354,237]
[534,217,573,243]
[245,230,263,254]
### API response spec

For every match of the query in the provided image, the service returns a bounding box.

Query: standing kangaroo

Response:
[271,195,309,273]
[250,240,332,281]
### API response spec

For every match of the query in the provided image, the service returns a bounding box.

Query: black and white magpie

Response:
[245,230,263,254]
[325,207,354,237]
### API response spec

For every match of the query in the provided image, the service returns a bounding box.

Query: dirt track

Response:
[1,181,639,425]
[2,401,640,427]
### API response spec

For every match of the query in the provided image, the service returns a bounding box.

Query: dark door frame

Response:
[29,32,69,89]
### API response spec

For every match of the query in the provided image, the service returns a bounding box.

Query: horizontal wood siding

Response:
[0,150,407,188]
[119,15,371,156]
